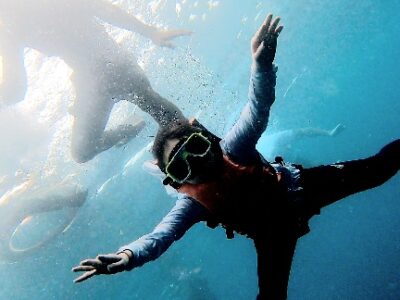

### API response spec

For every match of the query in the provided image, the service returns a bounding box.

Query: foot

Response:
[115,119,146,148]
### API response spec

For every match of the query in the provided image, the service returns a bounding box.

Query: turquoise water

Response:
[1,1,400,299]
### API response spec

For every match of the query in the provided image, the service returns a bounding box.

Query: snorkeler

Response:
[0,0,188,163]
[0,176,87,262]
[72,14,400,300]
[141,123,346,195]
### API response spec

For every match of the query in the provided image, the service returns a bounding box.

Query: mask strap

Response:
[162,176,182,189]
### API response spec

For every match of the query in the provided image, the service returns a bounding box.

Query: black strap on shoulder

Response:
[274,156,284,165]
[206,218,219,229]
[162,176,182,189]
[206,219,235,239]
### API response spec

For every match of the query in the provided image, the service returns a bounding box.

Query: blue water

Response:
[1,1,400,299]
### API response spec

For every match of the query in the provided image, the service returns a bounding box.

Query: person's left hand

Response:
[251,14,283,68]
[150,29,192,48]
[72,251,132,283]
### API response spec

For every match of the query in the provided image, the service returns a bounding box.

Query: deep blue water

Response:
[1,1,400,299]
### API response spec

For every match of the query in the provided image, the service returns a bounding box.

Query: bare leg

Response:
[71,112,145,163]
[135,88,186,127]
[70,73,146,163]
[103,57,186,127]
[0,182,87,262]
[70,55,185,163]
[105,122,146,148]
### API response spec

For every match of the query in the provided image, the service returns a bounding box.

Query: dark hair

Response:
[152,120,221,172]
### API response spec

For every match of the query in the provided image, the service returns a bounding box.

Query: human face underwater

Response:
[163,132,214,184]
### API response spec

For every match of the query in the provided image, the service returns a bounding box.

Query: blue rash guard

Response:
[119,63,293,269]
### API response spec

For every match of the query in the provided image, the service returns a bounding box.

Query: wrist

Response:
[124,249,134,258]
[118,249,133,259]
[252,60,273,73]
[119,249,135,270]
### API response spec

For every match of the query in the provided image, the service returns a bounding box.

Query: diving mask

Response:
[164,132,212,184]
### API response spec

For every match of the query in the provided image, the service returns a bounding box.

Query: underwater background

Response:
[0,0,399,299]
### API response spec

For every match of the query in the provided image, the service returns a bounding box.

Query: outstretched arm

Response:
[90,0,191,48]
[222,14,283,164]
[0,31,27,107]
[72,197,208,283]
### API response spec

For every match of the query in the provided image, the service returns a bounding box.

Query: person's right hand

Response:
[150,29,192,49]
[72,250,132,283]
[251,14,283,68]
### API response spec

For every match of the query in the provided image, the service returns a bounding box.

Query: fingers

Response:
[275,25,284,36]
[153,29,191,49]
[167,29,193,38]
[107,260,127,273]
[264,14,273,29]
[260,14,283,39]
[72,253,125,283]
[252,14,272,45]
[268,17,281,35]
[80,253,121,266]
[73,269,97,283]
[72,265,95,272]
[252,14,283,53]
[97,254,122,264]
[80,258,103,268]
[258,14,273,40]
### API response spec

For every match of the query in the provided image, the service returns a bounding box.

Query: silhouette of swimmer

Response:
[258,123,346,162]
[0,176,87,262]
[0,0,189,163]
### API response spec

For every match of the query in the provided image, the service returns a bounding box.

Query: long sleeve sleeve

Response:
[221,64,277,164]
[119,197,209,269]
